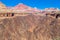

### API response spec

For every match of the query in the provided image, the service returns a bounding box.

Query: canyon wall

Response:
[0,14,60,40]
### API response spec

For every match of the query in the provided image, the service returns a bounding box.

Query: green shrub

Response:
[53,37,60,40]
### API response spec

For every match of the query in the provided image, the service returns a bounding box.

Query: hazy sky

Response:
[0,0,60,9]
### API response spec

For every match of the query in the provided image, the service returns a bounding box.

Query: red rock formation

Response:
[12,3,41,13]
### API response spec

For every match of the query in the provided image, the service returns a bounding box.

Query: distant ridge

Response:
[0,2,7,9]
[0,2,59,13]
[13,3,30,10]
[12,3,41,13]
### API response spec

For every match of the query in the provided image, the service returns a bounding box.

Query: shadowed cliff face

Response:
[0,14,60,40]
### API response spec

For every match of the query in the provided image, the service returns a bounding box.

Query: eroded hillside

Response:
[0,14,60,40]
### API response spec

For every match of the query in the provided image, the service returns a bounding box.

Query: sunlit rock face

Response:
[0,14,60,40]
[0,2,7,9]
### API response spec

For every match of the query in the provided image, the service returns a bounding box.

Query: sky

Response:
[0,0,60,9]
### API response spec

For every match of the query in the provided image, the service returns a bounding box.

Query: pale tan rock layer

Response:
[0,14,60,40]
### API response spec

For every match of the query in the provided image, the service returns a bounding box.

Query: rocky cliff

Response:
[0,14,60,40]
